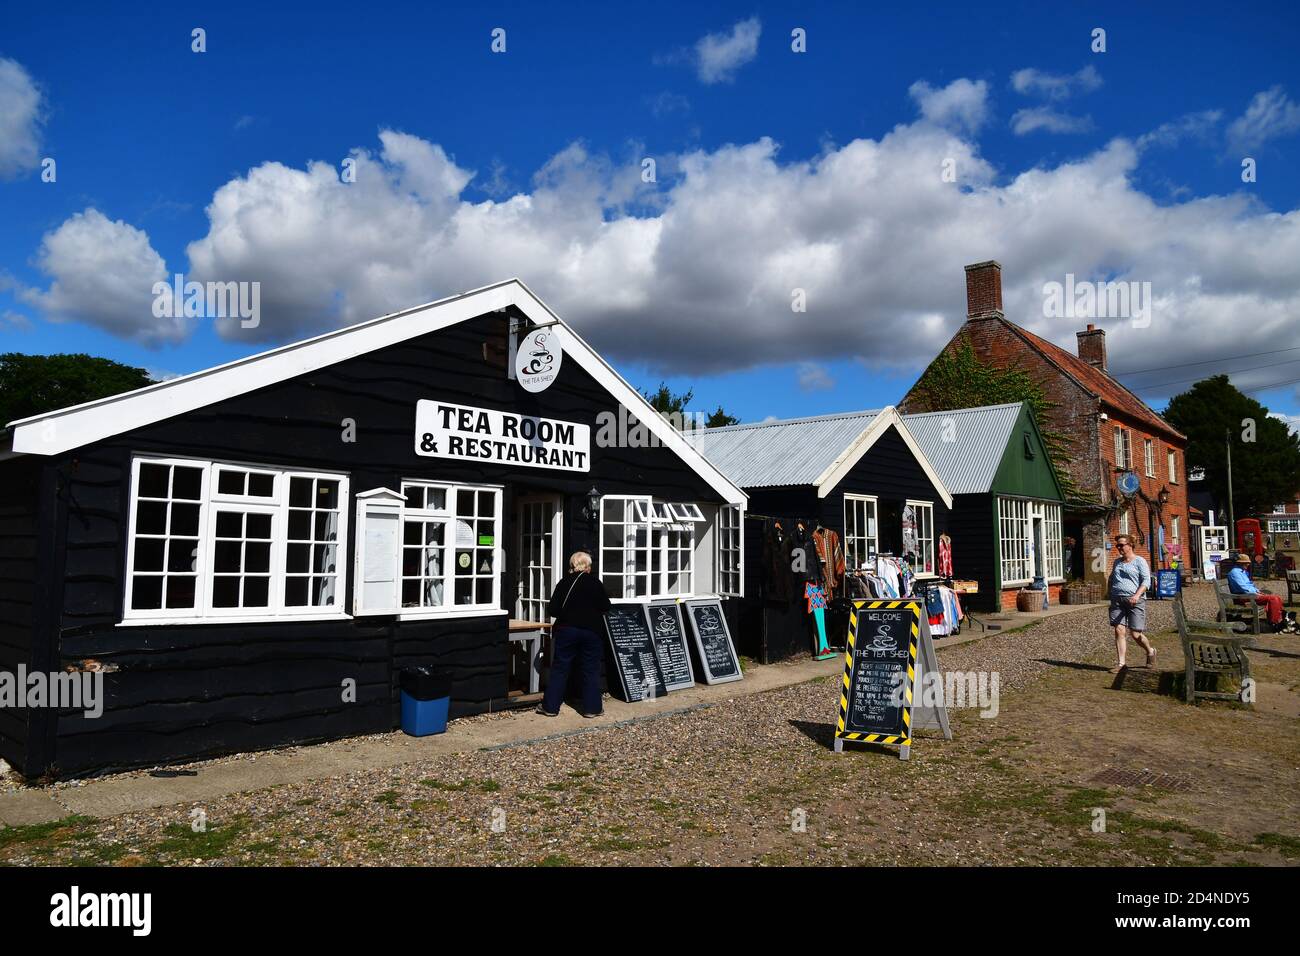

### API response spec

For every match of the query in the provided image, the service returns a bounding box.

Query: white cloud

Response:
[1011,65,1102,100]
[23,84,1300,391]
[694,17,761,84]
[1227,86,1300,153]
[909,79,989,132]
[22,209,190,345]
[0,57,43,179]
[1011,106,1094,135]
[797,362,835,392]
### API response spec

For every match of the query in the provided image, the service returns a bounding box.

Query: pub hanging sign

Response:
[414,400,590,472]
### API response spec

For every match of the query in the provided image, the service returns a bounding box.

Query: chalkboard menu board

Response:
[603,604,667,702]
[685,600,742,685]
[837,604,917,741]
[647,602,695,691]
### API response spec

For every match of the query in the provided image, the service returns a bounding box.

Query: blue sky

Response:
[2,1,1299,430]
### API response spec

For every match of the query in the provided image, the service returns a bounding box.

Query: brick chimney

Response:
[964,260,1003,319]
[1076,323,1107,370]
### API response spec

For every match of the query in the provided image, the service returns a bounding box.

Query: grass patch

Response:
[537,853,575,866]
[151,820,245,861]
[1251,832,1300,858]
[0,815,97,853]
[374,790,401,806]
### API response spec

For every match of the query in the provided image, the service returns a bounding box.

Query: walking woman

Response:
[1108,533,1156,672]
[537,551,611,718]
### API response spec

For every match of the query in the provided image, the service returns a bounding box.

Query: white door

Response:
[516,496,563,622]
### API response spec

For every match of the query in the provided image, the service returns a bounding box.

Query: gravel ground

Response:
[3,584,1295,867]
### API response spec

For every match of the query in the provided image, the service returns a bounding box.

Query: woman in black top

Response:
[538,551,611,718]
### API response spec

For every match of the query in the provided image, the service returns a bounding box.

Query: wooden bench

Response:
[1175,596,1252,705]
[1213,578,1264,635]
[1287,569,1300,605]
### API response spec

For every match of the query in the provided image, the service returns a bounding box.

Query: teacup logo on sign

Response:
[516,329,563,393]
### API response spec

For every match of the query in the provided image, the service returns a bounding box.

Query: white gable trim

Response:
[812,406,954,508]
[5,278,746,506]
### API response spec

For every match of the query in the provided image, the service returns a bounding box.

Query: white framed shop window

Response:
[904,499,935,575]
[396,481,502,617]
[599,495,710,600]
[123,456,349,624]
[842,494,878,571]
[717,504,743,597]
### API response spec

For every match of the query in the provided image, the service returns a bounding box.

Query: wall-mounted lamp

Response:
[584,486,601,523]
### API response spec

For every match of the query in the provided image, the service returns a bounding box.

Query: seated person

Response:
[1227,554,1296,633]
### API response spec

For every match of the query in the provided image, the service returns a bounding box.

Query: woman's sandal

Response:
[1145,647,1157,668]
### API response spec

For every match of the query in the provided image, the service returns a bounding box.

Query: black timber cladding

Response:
[30,309,732,777]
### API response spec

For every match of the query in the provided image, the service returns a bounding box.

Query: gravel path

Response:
[2,584,1272,867]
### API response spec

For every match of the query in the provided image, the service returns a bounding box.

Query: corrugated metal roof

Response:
[901,403,1024,495]
[685,410,883,489]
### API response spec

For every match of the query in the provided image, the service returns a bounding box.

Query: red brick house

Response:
[900,260,1189,588]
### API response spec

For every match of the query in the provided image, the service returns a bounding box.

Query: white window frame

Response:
[998,496,1031,586]
[123,456,350,625]
[1268,518,1299,533]
[1144,439,1155,478]
[905,499,936,576]
[842,494,878,571]
[1119,510,1130,535]
[717,504,743,597]
[1113,426,1132,469]
[397,480,502,618]
[1168,448,1178,483]
[599,495,711,600]
[1042,502,1064,582]
[1171,515,1181,543]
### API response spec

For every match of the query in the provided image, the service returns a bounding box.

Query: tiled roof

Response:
[1008,322,1186,442]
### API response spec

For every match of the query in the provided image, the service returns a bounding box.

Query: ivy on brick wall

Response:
[907,337,1091,504]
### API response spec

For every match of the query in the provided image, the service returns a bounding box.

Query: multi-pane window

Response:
[1270,519,1300,533]
[125,458,347,622]
[400,482,500,611]
[600,496,651,599]
[1113,426,1132,469]
[718,505,742,597]
[599,496,706,599]
[905,500,935,574]
[998,497,1031,584]
[1119,510,1130,535]
[1144,439,1155,477]
[842,495,878,571]
[1043,503,1063,581]
[285,476,342,608]
[1171,515,1180,543]
[1168,449,1178,483]
[128,460,205,613]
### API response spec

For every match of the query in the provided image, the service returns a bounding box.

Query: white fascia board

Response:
[813,406,955,509]
[508,280,747,507]
[7,276,748,507]
[9,279,522,456]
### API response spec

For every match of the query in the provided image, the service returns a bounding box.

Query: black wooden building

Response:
[0,280,746,778]
[687,408,953,660]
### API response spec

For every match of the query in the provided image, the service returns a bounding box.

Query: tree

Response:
[905,338,1086,502]
[0,353,154,424]
[704,406,739,428]
[1163,375,1300,518]
[640,382,738,430]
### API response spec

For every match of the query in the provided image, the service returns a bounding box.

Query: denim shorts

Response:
[1109,597,1147,632]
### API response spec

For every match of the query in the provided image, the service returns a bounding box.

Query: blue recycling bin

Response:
[399,666,452,736]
